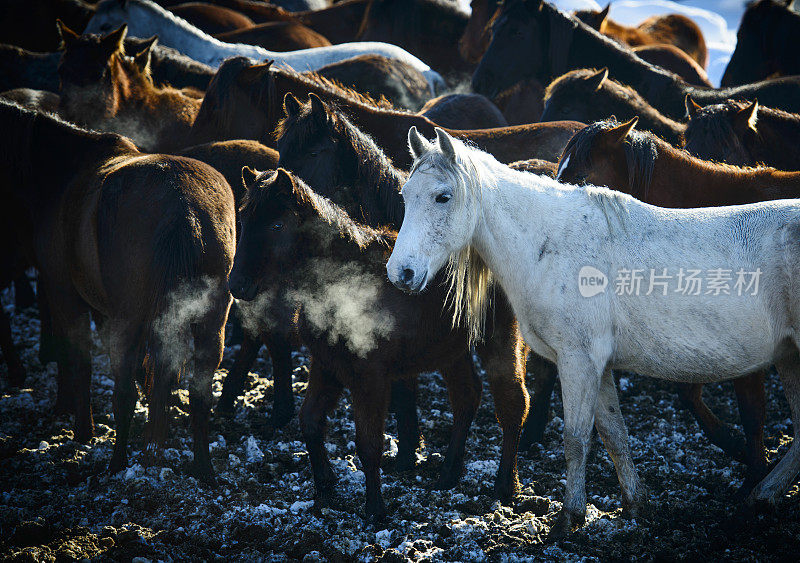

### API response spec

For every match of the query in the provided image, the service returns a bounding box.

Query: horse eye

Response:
[435,193,451,203]
[271,221,284,231]
[309,151,318,157]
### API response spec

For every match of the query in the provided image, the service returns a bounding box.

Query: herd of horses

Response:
[2,0,800,539]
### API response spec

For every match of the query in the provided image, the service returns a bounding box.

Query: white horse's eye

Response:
[435,193,452,203]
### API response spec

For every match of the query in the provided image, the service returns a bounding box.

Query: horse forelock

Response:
[684,100,753,164]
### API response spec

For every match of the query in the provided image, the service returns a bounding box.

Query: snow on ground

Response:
[2,283,800,560]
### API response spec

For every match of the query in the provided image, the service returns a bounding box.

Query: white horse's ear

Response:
[408,126,429,159]
[435,127,456,161]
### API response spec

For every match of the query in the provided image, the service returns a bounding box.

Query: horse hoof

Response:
[364,506,388,525]
[107,454,127,475]
[215,398,236,418]
[191,461,217,485]
[394,452,416,473]
[434,469,461,490]
[270,403,295,429]
[74,425,94,444]
[493,475,521,504]
[546,509,576,541]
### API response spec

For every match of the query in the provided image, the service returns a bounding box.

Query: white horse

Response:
[84,0,445,93]
[388,126,800,537]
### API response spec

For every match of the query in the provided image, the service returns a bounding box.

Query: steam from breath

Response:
[235,258,396,359]
[151,276,221,374]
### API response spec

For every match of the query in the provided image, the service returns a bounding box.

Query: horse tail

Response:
[142,205,206,439]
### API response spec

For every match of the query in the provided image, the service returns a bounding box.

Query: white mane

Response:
[86,0,444,92]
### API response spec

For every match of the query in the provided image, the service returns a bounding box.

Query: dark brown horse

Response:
[215,21,332,50]
[684,97,800,170]
[57,23,202,152]
[554,118,800,493]
[189,57,583,167]
[493,78,546,125]
[472,0,800,121]
[274,94,560,449]
[574,4,708,68]
[0,99,236,480]
[722,0,800,86]
[0,0,94,52]
[169,2,255,35]
[539,68,685,145]
[419,93,508,130]
[229,168,529,520]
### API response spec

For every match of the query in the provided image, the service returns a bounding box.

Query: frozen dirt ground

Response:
[1,287,800,562]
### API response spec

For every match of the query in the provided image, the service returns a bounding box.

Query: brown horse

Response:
[169,2,255,35]
[215,21,332,50]
[458,0,500,63]
[229,168,528,520]
[189,57,583,167]
[311,54,431,111]
[684,97,800,171]
[493,78,546,125]
[419,93,508,130]
[0,99,236,480]
[554,118,800,493]
[540,68,685,146]
[633,44,711,86]
[1,88,61,114]
[57,23,202,152]
[574,4,708,68]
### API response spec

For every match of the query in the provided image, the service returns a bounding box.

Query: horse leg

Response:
[263,328,295,428]
[436,352,481,489]
[548,352,603,539]
[188,291,231,483]
[475,324,529,503]
[300,363,343,507]
[108,322,144,474]
[350,374,391,521]
[593,368,647,517]
[734,371,768,497]
[390,378,420,472]
[38,285,74,414]
[13,272,36,310]
[0,305,26,387]
[217,331,261,416]
[519,353,558,450]
[748,349,800,507]
[60,306,94,444]
[677,382,746,463]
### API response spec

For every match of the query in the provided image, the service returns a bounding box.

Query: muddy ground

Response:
[1,288,799,562]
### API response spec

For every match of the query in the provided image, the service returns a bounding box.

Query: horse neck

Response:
[625,93,686,144]
[347,133,406,227]
[648,139,800,206]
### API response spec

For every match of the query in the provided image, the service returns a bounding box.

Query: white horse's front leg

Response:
[548,352,603,539]
[594,368,647,517]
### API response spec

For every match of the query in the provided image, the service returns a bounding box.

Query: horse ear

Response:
[736,100,759,133]
[102,24,128,55]
[283,93,301,117]
[598,3,610,23]
[241,166,260,189]
[685,94,702,119]
[408,126,429,159]
[273,168,296,197]
[585,68,608,92]
[308,93,326,120]
[435,127,457,161]
[133,37,157,75]
[603,117,638,146]
[56,20,80,50]
[786,0,796,10]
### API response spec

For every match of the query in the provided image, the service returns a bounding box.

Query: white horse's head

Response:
[388,127,479,293]
[388,127,492,342]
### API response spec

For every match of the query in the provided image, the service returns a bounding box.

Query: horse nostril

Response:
[401,268,415,285]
